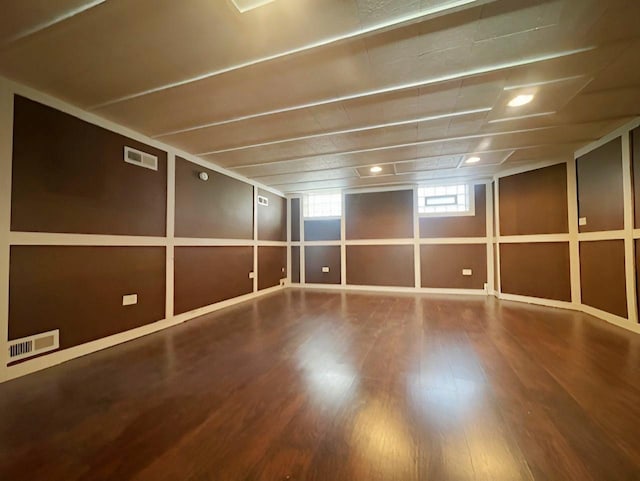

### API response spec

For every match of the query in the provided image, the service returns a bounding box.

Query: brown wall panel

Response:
[258,189,287,241]
[420,184,486,238]
[499,163,568,235]
[174,246,253,315]
[11,95,167,236]
[305,246,341,284]
[291,246,300,283]
[258,246,287,290]
[346,245,414,287]
[420,244,487,289]
[632,128,640,228]
[500,243,571,301]
[175,157,253,239]
[345,190,413,239]
[577,138,624,232]
[291,198,301,242]
[9,246,165,350]
[304,219,341,241]
[580,240,627,318]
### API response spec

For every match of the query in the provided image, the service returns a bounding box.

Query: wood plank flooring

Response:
[1,289,640,480]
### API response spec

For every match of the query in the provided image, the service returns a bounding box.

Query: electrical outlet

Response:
[248,271,255,279]
[462,269,472,276]
[122,294,138,306]
[579,217,587,226]
[322,266,330,273]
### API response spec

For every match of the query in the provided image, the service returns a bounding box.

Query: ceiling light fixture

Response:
[508,94,534,107]
[465,157,481,164]
[230,0,275,13]
[370,166,383,173]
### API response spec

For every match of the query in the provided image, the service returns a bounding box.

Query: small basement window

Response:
[303,192,342,218]
[418,184,473,216]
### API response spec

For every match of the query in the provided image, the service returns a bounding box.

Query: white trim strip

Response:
[152,46,594,137]
[577,230,626,241]
[296,284,487,296]
[197,108,492,155]
[419,237,488,244]
[579,304,640,334]
[498,234,570,243]
[96,0,497,112]
[5,285,285,382]
[498,292,575,310]
[9,232,167,246]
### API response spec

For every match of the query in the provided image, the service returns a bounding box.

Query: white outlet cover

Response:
[462,269,472,276]
[248,272,255,279]
[322,266,330,273]
[579,217,587,226]
[122,294,138,306]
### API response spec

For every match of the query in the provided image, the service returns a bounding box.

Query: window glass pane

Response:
[418,184,470,215]
[303,192,342,218]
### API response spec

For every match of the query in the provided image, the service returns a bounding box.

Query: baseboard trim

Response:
[2,284,284,383]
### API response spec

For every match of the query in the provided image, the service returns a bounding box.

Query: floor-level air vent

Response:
[124,146,158,171]
[8,330,59,362]
[257,195,269,206]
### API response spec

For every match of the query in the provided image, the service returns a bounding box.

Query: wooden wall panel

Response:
[632,128,640,228]
[499,163,568,235]
[291,246,300,283]
[580,240,627,318]
[420,184,486,238]
[258,246,287,290]
[577,138,624,233]
[420,244,487,289]
[305,246,341,284]
[345,190,413,239]
[11,95,167,236]
[174,246,253,315]
[500,243,571,301]
[175,157,253,239]
[258,189,287,241]
[346,245,414,287]
[291,198,301,242]
[9,246,165,350]
[304,219,341,241]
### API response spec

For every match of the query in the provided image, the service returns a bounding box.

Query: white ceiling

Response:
[1,0,639,192]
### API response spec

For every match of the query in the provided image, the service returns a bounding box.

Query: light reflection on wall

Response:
[295,330,357,410]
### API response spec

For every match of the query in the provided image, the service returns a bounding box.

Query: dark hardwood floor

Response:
[1,289,640,481]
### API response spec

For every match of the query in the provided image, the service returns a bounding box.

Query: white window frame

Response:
[417,183,475,217]
[303,192,342,219]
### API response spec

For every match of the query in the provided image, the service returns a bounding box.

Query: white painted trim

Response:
[498,234,570,243]
[345,238,415,245]
[0,82,12,383]
[576,230,626,241]
[0,76,283,197]
[97,0,498,112]
[566,156,581,305]
[579,304,640,335]
[498,292,575,310]
[420,237,488,244]
[166,152,176,320]
[494,159,567,179]
[296,284,486,296]
[340,191,346,286]
[413,186,421,289]
[344,184,414,195]
[494,177,501,296]
[286,197,292,284]
[198,108,492,155]
[9,232,168,246]
[174,237,257,246]
[252,187,258,293]
[574,117,640,158]
[5,285,285,382]
[302,240,342,246]
[485,181,494,294]
[621,132,638,325]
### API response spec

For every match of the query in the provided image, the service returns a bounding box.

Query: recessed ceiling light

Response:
[370,166,383,173]
[230,0,275,13]
[465,157,481,164]
[508,94,534,107]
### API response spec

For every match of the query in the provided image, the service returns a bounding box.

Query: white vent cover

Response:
[8,330,59,362]
[257,195,269,206]
[124,146,158,171]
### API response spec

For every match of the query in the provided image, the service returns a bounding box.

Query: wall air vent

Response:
[257,195,269,206]
[124,146,158,171]
[8,330,59,362]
